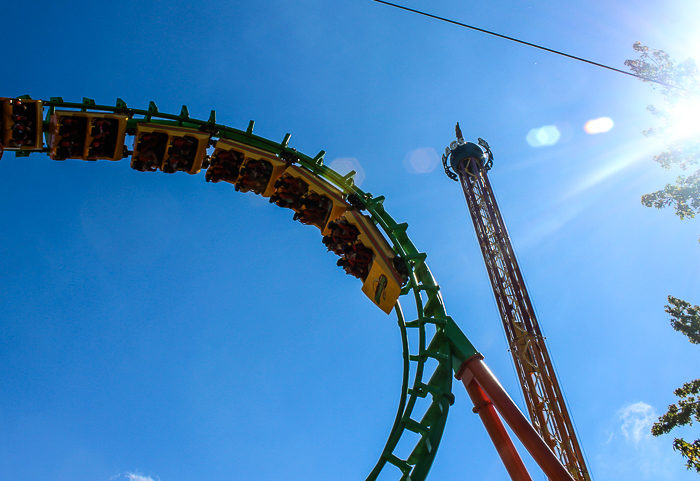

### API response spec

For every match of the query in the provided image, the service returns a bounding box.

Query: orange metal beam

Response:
[458,356,576,481]
[462,374,533,481]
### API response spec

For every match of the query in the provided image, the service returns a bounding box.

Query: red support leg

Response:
[462,376,533,481]
[460,356,576,481]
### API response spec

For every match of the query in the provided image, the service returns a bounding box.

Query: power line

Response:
[373,0,689,92]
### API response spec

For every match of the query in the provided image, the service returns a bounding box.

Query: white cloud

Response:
[111,472,160,481]
[619,401,655,444]
[594,405,698,480]
[127,473,159,481]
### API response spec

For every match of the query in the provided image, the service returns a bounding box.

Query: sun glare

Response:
[667,99,700,142]
[566,137,663,198]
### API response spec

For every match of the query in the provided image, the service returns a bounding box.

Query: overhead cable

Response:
[373,0,691,93]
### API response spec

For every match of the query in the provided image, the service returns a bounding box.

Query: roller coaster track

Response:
[5,95,584,481]
[3,95,483,481]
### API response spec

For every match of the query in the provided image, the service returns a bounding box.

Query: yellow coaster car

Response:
[1,98,43,151]
[215,140,288,196]
[205,139,247,184]
[277,165,348,235]
[131,123,209,174]
[49,111,127,161]
[326,211,406,314]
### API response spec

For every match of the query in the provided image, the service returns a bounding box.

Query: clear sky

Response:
[1,1,699,481]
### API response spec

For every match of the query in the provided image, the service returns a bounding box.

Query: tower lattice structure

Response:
[443,130,590,481]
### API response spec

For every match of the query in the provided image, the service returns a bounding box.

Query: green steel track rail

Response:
[7,96,481,481]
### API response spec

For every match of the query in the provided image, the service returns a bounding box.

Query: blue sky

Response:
[1,1,699,480]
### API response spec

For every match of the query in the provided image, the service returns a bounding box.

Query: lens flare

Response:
[403,148,439,174]
[584,117,614,134]
[329,157,365,187]
[526,125,561,147]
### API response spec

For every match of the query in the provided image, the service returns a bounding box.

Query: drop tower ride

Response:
[442,125,591,481]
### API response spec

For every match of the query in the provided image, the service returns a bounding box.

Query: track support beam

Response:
[457,356,576,481]
[462,375,532,481]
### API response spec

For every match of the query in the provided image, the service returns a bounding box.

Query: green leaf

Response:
[665,296,700,344]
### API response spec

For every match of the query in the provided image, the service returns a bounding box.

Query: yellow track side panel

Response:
[363,260,402,315]
[343,211,403,314]
[262,159,288,197]
[1,98,43,150]
[132,124,209,174]
[1,100,10,146]
[49,111,127,161]
[286,165,348,234]
[217,139,287,196]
